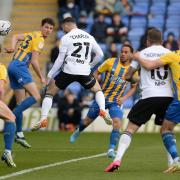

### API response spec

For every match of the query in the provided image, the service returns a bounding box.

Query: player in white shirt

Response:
[32,17,112,131]
[105,28,174,172]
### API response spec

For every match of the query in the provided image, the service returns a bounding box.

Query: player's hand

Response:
[133,52,141,61]
[40,77,47,86]
[117,97,125,105]
[4,48,15,53]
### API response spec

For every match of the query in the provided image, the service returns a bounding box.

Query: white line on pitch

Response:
[0,153,106,180]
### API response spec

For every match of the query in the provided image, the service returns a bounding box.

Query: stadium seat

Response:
[130,17,147,29]
[169,0,180,5]
[166,16,180,29]
[134,0,150,4]
[167,5,180,16]
[131,40,140,50]
[150,4,166,15]
[121,16,129,27]
[116,43,122,53]
[132,4,149,15]
[104,17,112,25]
[148,17,164,30]
[99,43,107,53]
[128,28,144,44]
[151,0,167,5]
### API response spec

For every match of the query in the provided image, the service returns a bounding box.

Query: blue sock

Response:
[109,129,120,150]
[15,109,23,133]
[13,96,37,115]
[162,132,179,160]
[79,120,90,132]
[13,96,36,133]
[4,121,16,150]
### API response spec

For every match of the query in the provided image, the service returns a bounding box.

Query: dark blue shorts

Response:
[165,99,180,124]
[87,100,123,120]
[8,60,33,89]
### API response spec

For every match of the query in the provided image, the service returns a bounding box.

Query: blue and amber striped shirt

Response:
[98,58,130,102]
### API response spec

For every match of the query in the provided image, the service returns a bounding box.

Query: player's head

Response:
[62,17,77,33]
[40,17,55,38]
[146,28,162,46]
[120,44,133,64]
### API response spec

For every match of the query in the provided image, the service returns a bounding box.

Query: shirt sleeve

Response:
[130,60,140,70]
[160,52,177,65]
[98,59,111,73]
[0,64,7,82]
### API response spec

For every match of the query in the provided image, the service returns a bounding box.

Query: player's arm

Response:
[31,51,46,85]
[118,83,137,105]
[133,52,164,70]
[90,38,104,68]
[125,61,140,84]
[47,38,67,82]
[5,34,25,53]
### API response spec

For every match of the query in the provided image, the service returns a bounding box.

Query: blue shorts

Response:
[8,60,33,89]
[87,100,123,120]
[165,99,180,124]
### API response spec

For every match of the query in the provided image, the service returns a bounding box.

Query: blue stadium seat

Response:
[167,5,180,15]
[128,28,144,44]
[130,17,147,29]
[165,18,180,29]
[131,41,140,50]
[169,0,180,5]
[148,17,164,30]
[151,0,167,5]
[132,4,149,15]
[121,16,129,27]
[104,17,112,25]
[116,43,122,53]
[99,43,107,53]
[150,4,166,15]
[134,0,150,4]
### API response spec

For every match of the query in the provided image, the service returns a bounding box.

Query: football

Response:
[0,20,11,36]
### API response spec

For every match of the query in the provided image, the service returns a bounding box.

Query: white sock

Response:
[41,96,53,120]
[95,91,105,111]
[114,133,132,162]
[167,152,174,166]
[5,149,11,154]
[17,132,24,138]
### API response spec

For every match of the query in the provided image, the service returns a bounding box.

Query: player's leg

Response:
[70,100,99,143]
[88,78,112,125]
[0,101,16,167]
[32,79,59,131]
[105,98,153,172]
[107,103,123,158]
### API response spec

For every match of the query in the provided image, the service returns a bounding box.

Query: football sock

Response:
[41,95,53,120]
[17,132,24,138]
[95,91,105,111]
[79,120,87,132]
[4,121,16,151]
[162,132,179,161]
[13,97,37,133]
[114,131,132,162]
[109,129,121,150]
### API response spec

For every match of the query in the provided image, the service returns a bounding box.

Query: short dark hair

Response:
[62,17,76,24]
[41,17,55,26]
[121,44,134,53]
[147,29,162,44]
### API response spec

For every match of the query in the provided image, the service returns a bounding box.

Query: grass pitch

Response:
[0,132,180,180]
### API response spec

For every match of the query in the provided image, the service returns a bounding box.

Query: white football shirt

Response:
[59,28,103,75]
[131,45,173,99]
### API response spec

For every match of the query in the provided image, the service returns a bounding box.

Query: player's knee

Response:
[6,113,16,122]
[113,119,121,129]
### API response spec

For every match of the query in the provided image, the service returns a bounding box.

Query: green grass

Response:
[0,132,180,180]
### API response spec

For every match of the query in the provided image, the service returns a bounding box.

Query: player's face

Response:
[120,46,132,63]
[41,23,54,38]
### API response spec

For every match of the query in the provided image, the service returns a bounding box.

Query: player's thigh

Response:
[14,89,26,104]
[23,82,41,100]
[54,72,74,91]
[87,100,99,120]
[164,99,180,124]
[79,73,98,91]
[154,97,173,125]
[127,98,154,127]
[108,103,123,129]
[0,101,15,121]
